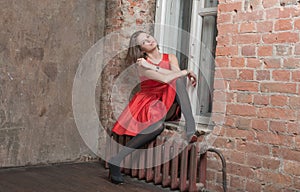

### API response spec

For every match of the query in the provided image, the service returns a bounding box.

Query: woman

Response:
[108,31,198,184]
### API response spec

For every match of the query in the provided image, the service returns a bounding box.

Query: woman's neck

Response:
[146,49,162,63]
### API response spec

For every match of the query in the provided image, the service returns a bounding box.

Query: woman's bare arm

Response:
[137,66,188,83]
[136,55,197,86]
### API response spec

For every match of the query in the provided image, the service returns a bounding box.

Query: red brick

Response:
[257,21,273,33]
[216,35,231,47]
[213,79,228,90]
[279,6,298,17]
[262,157,281,170]
[283,160,300,176]
[283,58,300,69]
[292,71,300,82]
[218,23,238,34]
[231,57,245,67]
[263,58,281,69]
[266,8,292,19]
[253,95,269,105]
[261,83,297,94]
[236,141,270,156]
[263,0,279,8]
[272,70,290,81]
[275,148,300,162]
[230,175,246,190]
[216,46,238,56]
[241,45,256,56]
[275,45,293,56]
[213,91,228,102]
[289,96,300,110]
[257,132,294,146]
[212,101,226,113]
[245,179,262,192]
[213,137,235,149]
[270,95,288,106]
[215,57,229,67]
[295,177,300,191]
[247,58,261,68]
[227,163,256,179]
[256,70,270,81]
[262,32,299,43]
[226,150,246,164]
[236,117,252,130]
[214,90,234,102]
[257,170,292,185]
[230,81,259,91]
[287,122,300,135]
[258,45,273,56]
[295,44,300,55]
[274,19,293,31]
[224,116,236,127]
[246,154,263,169]
[252,119,269,131]
[235,10,264,22]
[217,13,232,24]
[264,184,285,192]
[257,107,296,120]
[239,22,256,33]
[225,128,255,140]
[239,69,254,80]
[218,2,242,13]
[269,121,287,133]
[226,103,256,116]
[215,69,237,79]
[233,34,261,44]
[236,93,252,104]
[296,135,300,150]
[295,18,300,30]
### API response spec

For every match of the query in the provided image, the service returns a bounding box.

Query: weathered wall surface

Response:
[0,0,105,167]
[100,0,156,134]
[209,0,300,191]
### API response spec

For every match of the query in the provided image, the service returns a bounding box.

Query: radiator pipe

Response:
[206,148,227,192]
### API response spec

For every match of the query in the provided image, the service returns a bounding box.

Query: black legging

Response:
[110,77,195,165]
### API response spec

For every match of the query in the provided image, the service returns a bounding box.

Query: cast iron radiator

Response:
[105,128,207,192]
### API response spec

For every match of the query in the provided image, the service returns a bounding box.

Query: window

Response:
[155,0,218,125]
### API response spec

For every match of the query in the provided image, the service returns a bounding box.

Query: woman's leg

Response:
[109,119,165,184]
[175,77,196,137]
[109,119,164,166]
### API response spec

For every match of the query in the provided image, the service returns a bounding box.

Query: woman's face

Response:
[136,33,158,52]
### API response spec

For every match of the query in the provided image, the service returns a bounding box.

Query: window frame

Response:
[155,0,218,125]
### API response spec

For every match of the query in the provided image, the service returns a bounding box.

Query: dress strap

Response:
[162,53,169,61]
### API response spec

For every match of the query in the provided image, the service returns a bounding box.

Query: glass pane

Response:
[205,0,218,8]
[159,0,192,67]
[196,15,217,116]
[177,0,193,70]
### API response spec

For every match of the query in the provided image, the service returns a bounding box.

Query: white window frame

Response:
[188,1,217,124]
[155,0,218,125]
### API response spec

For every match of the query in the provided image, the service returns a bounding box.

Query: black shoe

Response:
[108,162,124,184]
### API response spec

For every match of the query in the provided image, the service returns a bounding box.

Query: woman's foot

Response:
[186,130,203,143]
[108,160,124,184]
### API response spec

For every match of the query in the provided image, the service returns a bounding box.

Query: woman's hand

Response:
[137,58,152,70]
[187,70,197,87]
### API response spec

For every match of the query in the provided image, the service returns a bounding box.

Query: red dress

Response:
[111,54,177,136]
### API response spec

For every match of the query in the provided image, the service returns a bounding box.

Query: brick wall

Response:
[210,0,300,191]
[100,0,156,131]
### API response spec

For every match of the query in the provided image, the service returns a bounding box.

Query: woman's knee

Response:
[176,77,185,88]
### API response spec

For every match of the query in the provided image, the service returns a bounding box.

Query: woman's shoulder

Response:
[162,53,177,61]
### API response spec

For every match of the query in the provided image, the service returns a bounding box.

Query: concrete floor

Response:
[0,162,172,192]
